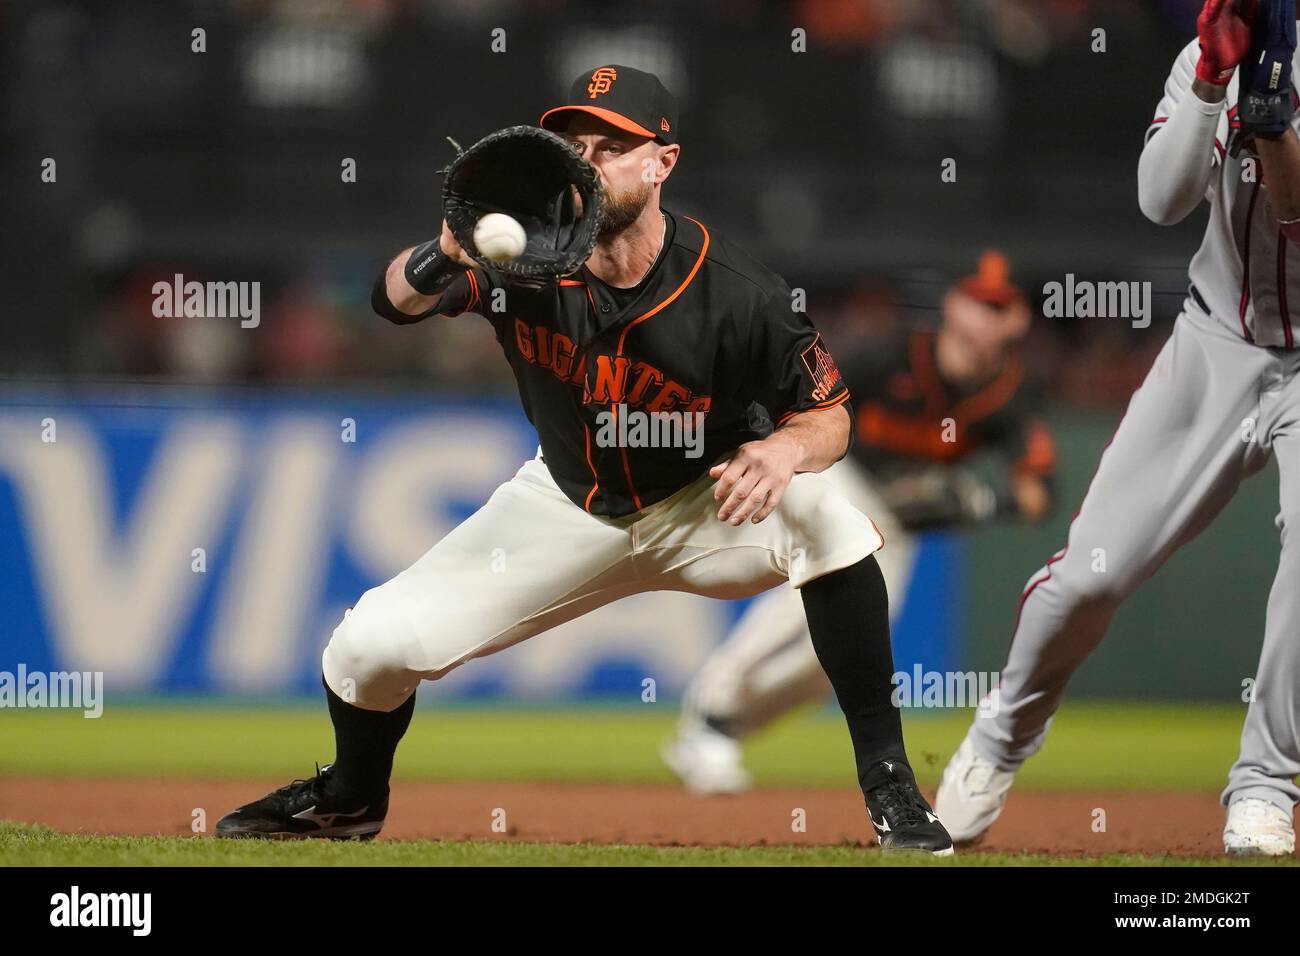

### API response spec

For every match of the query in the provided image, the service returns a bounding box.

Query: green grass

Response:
[3,822,1288,867]
[0,700,1249,791]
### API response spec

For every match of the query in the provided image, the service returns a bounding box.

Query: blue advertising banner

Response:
[0,388,958,700]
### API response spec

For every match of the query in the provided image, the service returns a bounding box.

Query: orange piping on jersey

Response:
[619,448,643,510]
[559,278,586,286]
[614,216,710,356]
[910,329,1024,428]
[949,357,1024,425]
[775,388,851,426]
[856,405,970,461]
[582,421,599,513]
[855,350,1027,464]
[615,405,644,511]
[466,270,481,312]
[599,216,711,510]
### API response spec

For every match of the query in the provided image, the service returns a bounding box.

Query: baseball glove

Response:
[441,125,604,287]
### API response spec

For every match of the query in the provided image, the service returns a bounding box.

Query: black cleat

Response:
[863,759,955,857]
[215,763,387,840]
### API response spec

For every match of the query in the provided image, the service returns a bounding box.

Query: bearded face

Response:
[598,178,654,237]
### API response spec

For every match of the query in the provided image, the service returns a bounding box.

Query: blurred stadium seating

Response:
[0,0,1275,704]
[3,0,1208,401]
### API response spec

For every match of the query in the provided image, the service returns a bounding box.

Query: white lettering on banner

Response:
[0,417,241,683]
[0,409,773,697]
[347,416,528,576]
[206,419,340,691]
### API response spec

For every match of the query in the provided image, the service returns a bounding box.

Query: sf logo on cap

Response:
[588,67,617,98]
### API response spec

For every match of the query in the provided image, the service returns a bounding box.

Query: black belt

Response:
[1189,283,1211,316]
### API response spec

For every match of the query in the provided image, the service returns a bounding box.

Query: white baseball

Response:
[473,213,527,262]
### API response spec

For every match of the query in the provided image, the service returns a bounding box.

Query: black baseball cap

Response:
[540,64,679,145]
[957,251,1026,309]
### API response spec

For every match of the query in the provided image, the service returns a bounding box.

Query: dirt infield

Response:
[0,777,1226,856]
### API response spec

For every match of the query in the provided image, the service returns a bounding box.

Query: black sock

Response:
[799,554,907,792]
[322,674,416,799]
[703,714,740,739]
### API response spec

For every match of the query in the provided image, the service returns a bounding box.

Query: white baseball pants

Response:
[680,460,915,736]
[322,450,884,712]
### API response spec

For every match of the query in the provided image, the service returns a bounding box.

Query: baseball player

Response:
[937,0,1300,856]
[663,252,1057,794]
[216,65,955,854]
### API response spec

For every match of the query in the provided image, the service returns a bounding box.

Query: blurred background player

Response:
[663,251,1057,793]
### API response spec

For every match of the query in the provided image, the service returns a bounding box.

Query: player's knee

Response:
[322,588,426,711]
[782,477,878,585]
[1049,557,1133,607]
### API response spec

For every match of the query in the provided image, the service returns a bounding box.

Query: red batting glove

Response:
[1196,0,1259,85]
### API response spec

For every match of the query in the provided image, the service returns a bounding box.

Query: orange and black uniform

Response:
[843,329,1056,494]
[427,210,851,517]
[340,64,941,831]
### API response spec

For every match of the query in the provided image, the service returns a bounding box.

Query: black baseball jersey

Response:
[407,210,850,517]
[840,329,1056,480]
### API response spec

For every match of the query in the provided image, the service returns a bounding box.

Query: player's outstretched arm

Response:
[372,221,478,323]
[1137,74,1225,226]
[709,404,849,525]
[1138,2,1253,225]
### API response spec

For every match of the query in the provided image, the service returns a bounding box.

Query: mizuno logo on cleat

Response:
[870,814,891,832]
[292,805,370,829]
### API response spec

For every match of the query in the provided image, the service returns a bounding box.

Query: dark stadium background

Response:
[0,0,1272,700]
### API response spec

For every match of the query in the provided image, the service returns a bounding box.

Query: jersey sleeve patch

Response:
[801,335,845,403]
